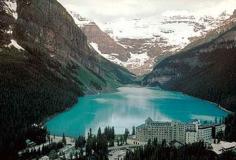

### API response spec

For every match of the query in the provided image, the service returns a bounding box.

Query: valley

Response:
[0,0,236,159]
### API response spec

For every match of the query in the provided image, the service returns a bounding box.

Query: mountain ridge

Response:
[65,8,235,75]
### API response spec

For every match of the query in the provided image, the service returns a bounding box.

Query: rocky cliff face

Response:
[0,0,134,158]
[14,0,134,92]
[143,21,236,112]
[79,21,130,62]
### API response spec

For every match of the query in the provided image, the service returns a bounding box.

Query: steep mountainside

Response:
[70,12,130,62]
[0,0,134,158]
[143,20,236,112]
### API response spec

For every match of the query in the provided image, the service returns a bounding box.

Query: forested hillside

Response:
[0,0,134,158]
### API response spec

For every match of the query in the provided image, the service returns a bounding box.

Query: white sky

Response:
[58,0,236,23]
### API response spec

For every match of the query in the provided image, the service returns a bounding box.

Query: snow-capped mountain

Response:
[101,10,232,49]
[67,9,236,75]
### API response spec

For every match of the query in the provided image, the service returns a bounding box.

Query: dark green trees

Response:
[132,126,135,135]
[125,141,217,160]
[224,114,236,142]
[75,136,86,149]
[85,127,115,159]
[62,133,66,145]
[124,128,129,144]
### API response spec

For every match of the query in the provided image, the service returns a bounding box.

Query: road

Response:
[108,144,142,160]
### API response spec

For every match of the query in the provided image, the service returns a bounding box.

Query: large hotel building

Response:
[136,117,225,144]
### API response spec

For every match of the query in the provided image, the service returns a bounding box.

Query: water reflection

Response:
[46,87,228,137]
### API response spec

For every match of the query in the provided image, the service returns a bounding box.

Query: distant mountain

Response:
[68,11,153,75]
[143,12,236,112]
[66,9,235,75]
[0,0,134,158]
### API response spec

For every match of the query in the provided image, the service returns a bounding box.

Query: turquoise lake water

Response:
[46,87,228,137]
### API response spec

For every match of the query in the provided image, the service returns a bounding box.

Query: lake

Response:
[46,87,228,137]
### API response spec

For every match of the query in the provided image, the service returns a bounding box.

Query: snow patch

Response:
[4,0,18,19]
[128,52,149,67]
[50,54,55,58]
[90,42,102,54]
[6,39,25,50]
[90,42,150,69]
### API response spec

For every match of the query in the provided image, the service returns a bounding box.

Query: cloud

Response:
[58,0,236,23]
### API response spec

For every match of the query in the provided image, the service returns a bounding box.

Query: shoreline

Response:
[156,85,235,115]
[41,97,80,128]
[42,107,73,126]
[42,85,129,126]
[217,104,234,114]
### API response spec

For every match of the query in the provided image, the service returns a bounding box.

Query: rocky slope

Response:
[70,12,130,62]
[143,15,236,112]
[0,0,134,158]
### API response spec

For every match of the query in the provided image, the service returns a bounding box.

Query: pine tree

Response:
[89,128,92,137]
[132,126,135,135]
[124,128,129,144]
[97,127,102,139]
[62,133,66,145]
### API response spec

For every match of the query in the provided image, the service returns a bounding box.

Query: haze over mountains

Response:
[64,6,236,75]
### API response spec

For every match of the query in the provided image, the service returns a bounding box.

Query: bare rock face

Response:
[81,22,130,61]
[15,0,89,66]
[143,23,236,112]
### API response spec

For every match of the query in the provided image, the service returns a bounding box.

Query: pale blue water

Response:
[46,87,228,137]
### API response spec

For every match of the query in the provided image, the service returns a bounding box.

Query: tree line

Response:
[125,140,235,160]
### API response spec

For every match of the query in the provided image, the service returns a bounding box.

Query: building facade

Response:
[136,118,173,143]
[198,126,212,143]
[215,124,226,136]
[186,131,198,144]
[136,118,198,144]
[136,118,224,145]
